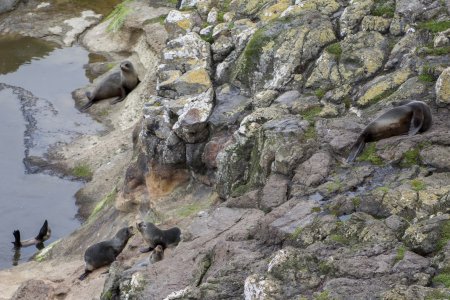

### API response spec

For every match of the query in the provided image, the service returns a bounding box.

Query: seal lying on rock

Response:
[12,220,51,248]
[80,60,140,111]
[137,221,181,253]
[79,226,134,280]
[347,100,432,162]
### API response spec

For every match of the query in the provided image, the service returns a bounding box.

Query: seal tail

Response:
[12,230,21,248]
[79,270,91,281]
[347,135,366,163]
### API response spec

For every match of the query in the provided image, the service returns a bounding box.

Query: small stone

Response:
[436,67,450,105]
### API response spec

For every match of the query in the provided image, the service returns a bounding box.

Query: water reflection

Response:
[0,34,58,75]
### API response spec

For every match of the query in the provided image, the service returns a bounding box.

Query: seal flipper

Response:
[110,87,126,104]
[139,246,154,253]
[81,92,94,111]
[35,220,48,242]
[12,230,21,248]
[408,109,424,136]
[347,135,366,163]
[78,270,91,281]
[81,101,94,111]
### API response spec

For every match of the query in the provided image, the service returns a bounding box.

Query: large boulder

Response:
[0,0,20,14]
[233,10,336,93]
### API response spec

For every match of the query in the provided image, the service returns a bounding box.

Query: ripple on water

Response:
[0,35,102,269]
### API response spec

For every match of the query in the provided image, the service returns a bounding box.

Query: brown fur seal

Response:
[137,222,181,253]
[347,100,432,162]
[79,226,134,280]
[149,244,164,264]
[80,60,140,111]
[12,220,51,248]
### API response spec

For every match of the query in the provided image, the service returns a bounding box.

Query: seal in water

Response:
[78,226,134,280]
[149,244,164,264]
[137,222,181,253]
[80,60,140,111]
[12,220,51,248]
[347,100,432,162]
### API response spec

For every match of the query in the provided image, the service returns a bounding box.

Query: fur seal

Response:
[347,100,432,162]
[80,60,140,111]
[79,226,134,280]
[137,222,181,253]
[12,220,51,248]
[149,244,164,264]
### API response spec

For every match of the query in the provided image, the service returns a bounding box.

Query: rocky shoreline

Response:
[1,0,450,299]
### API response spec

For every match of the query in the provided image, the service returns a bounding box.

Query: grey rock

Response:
[340,0,374,36]
[292,152,332,188]
[208,84,251,130]
[260,174,289,212]
[0,0,20,14]
[403,214,450,255]
[436,67,450,105]
[234,11,335,93]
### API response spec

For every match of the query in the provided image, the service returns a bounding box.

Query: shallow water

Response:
[0,35,102,269]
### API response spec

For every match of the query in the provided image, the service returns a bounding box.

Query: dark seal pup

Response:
[137,222,181,253]
[12,220,51,248]
[149,244,164,264]
[347,100,432,162]
[80,60,140,111]
[79,226,134,280]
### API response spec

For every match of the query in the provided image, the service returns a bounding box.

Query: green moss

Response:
[401,147,421,167]
[167,0,179,6]
[329,234,348,244]
[71,163,93,180]
[201,33,214,44]
[326,42,342,57]
[143,14,167,25]
[105,0,133,33]
[221,0,232,11]
[318,261,335,275]
[89,188,117,221]
[437,221,450,251]
[312,207,322,213]
[304,125,317,140]
[371,2,395,18]
[394,245,406,263]
[418,20,450,33]
[242,28,271,76]
[326,180,344,193]
[35,239,60,262]
[419,73,436,82]
[351,197,361,207]
[175,198,214,218]
[217,11,225,23]
[314,291,330,300]
[376,186,389,193]
[301,106,323,123]
[425,289,450,300]
[344,97,352,110]
[410,179,425,191]
[357,143,383,165]
[433,270,450,288]
[420,46,450,56]
[290,226,303,240]
[315,88,327,99]
[101,290,113,300]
